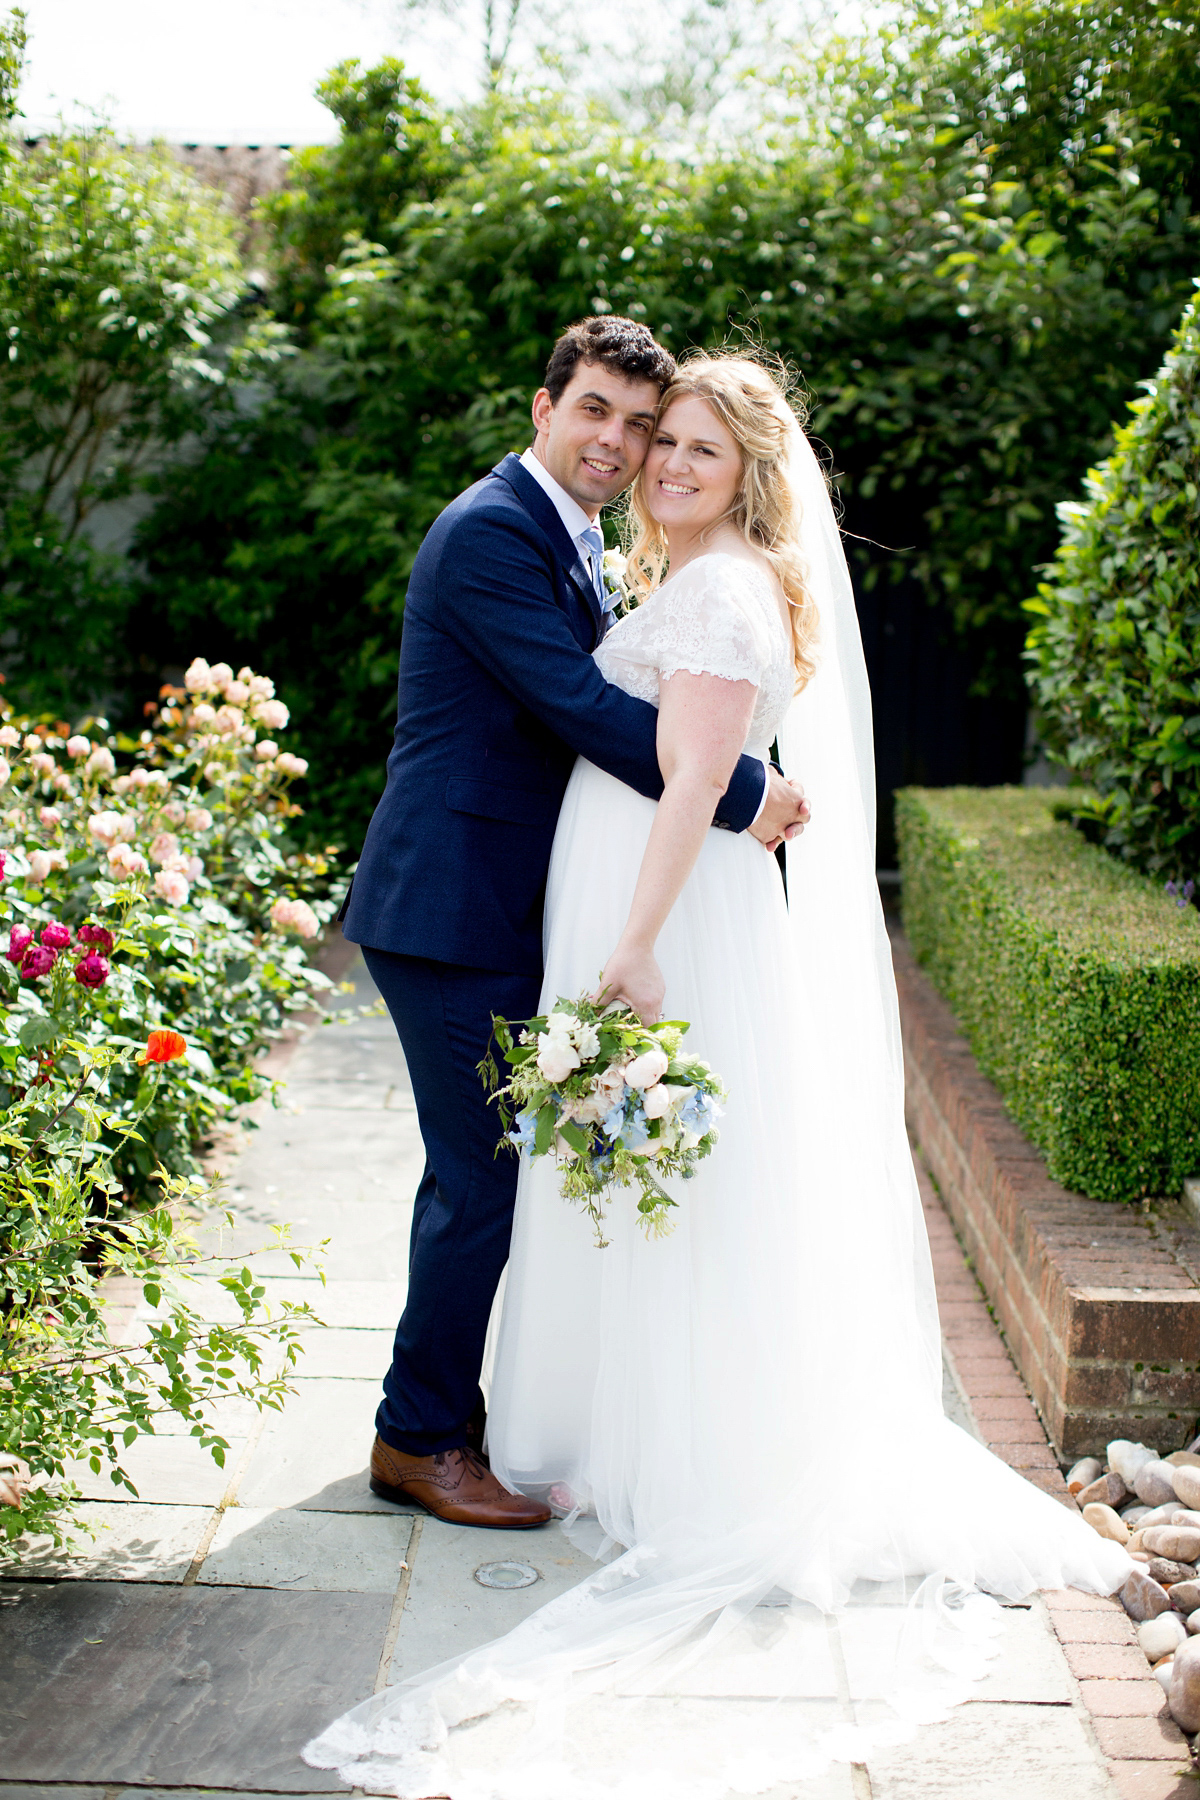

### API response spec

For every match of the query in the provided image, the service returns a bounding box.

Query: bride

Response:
[305,353,1131,1798]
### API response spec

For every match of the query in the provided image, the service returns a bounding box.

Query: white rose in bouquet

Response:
[624,1048,669,1089]
[641,1081,676,1120]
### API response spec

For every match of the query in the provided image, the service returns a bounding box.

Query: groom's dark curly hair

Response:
[543,316,676,403]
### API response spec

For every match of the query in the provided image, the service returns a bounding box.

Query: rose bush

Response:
[0,657,339,1557]
[0,657,344,1200]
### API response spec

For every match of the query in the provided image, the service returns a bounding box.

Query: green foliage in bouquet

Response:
[0,657,342,1203]
[481,993,725,1247]
[1025,290,1200,882]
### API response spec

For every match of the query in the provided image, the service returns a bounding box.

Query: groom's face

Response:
[530,362,662,516]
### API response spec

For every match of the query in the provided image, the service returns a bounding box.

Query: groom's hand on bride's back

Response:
[750,773,810,854]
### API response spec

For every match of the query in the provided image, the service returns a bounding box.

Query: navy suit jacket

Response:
[342,452,768,976]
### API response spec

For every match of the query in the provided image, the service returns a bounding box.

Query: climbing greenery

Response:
[1025,291,1200,882]
[896,785,1200,1202]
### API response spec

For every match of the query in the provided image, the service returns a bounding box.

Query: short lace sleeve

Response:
[642,555,776,688]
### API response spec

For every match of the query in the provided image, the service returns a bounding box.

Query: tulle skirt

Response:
[304,758,1130,1799]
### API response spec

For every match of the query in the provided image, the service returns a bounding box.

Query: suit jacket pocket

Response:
[445,776,558,827]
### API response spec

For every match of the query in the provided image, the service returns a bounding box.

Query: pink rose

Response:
[108,843,148,876]
[224,679,251,705]
[40,921,72,951]
[255,740,278,761]
[0,759,9,789]
[85,746,116,777]
[0,724,19,748]
[248,673,275,699]
[163,801,186,824]
[74,952,110,988]
[20,943,57,979]
[150,832,180,866]
[209,662,233,691]
[77,923,114,954]
[184,657,213,692]
[29,752,55,776]
[27,849,53,884]
[254,698,289,731]
[191,702,216,724]
[66,735,90,759]
[269,896,318,938]
[154,868,190,907]
[87,811,124,847]
[39,807,62,828]
[275,752,308,778]
[6,924,32,964]
[185,855,203,882]
[52,771,71,792]
[185,807,213,832]
[112,775,132,795]
[213,705,244,736]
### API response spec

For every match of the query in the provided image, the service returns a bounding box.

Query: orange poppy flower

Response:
[138,1029,187,1065]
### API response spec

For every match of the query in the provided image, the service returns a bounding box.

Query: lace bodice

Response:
[594,552,793,756]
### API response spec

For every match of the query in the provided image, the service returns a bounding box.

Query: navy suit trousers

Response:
[362,947,540,1456]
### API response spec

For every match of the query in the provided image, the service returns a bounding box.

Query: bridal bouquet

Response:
[479,993,724,1246]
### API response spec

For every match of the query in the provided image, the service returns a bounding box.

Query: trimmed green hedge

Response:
[896,786,1200,1202]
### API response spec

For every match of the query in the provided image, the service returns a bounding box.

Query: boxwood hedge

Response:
[895,785,1200,1202]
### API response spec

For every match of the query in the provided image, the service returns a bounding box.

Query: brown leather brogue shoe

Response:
[369,1434,551,1529]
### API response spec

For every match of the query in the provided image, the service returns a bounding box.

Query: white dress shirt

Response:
[519,446,601,586]
[516,444,769,826]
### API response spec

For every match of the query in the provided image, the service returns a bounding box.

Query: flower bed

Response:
[0,657,342,1200]
[895,785,1200,1202]
[0,658,340,1555]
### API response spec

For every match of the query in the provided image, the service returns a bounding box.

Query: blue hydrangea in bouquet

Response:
[479,992,725,1246]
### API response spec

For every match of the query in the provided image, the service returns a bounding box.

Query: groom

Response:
[342,316,809,1529]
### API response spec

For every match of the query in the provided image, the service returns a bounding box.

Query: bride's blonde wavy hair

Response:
[625,351,819,690]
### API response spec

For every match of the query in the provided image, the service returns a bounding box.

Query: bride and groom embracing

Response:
[312,317,1131,1797]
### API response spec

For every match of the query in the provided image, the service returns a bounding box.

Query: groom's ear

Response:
[531,387,554,437]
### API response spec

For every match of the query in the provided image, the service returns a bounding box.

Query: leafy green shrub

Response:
[895,785,1200,1201]
[132,7,1200,851]
[1025,289,1200,881]
[1,1045,322,1559]
[0,658,342,1201]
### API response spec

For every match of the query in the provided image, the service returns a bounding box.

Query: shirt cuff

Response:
[749,756,770,827]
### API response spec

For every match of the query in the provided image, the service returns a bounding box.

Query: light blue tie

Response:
[579,525,612,614]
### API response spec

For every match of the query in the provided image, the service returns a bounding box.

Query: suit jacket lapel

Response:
[493,454,606,643]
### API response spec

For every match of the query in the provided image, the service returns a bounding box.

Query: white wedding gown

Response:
[306,461,1131,1799]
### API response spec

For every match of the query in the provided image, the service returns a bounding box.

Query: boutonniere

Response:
[602,548,632,615]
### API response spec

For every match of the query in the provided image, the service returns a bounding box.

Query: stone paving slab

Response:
[388,1516,599,1682]
[64,1432,247,1507]
[11,1503,212,1583]
[288,1326,396,1380]
[196,1198,413,1280]
[863,1700,1115,1799]
[235,1379,384,1511]
[0,1580,389,1791]
[199,1507,413,1593]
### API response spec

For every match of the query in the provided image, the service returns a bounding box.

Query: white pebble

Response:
[1174,1465,1200,1509]
[1108,1440,1156,1486]
[1138,1613,1188,1662]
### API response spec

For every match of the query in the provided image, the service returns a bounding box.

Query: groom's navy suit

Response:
[343,451,768,1454]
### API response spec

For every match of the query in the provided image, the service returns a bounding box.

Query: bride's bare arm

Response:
[596,670,758,1022]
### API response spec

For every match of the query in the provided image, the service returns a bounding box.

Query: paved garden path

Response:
[0,947,1173,1799]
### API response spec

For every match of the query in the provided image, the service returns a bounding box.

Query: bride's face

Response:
[642,396,742,536]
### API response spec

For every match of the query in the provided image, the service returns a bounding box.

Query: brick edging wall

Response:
[891,926,1200,1459]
